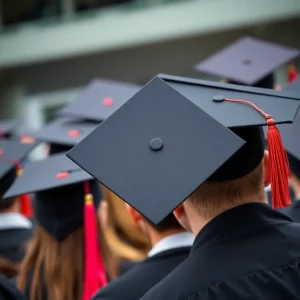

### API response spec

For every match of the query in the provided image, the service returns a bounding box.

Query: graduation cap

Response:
[58,79,141,122]
[67,74,300,224]
[34,117,98,154]
[194,36,300,88]
[0,119,19,139]
[0,140,37,217]
[4,153,107,297]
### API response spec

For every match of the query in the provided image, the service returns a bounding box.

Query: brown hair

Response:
[101,187,151,262]
[188,162,265,219]
[17,219,115,300]
[0,256,19,277]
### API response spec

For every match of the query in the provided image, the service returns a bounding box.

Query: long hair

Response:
[17,218,113,300]
[101,187,150,263]
[0,256,19,277]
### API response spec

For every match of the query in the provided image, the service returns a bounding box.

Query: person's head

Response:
[174,147,270,235]
[100,187,151,262]
[127,204,185,246]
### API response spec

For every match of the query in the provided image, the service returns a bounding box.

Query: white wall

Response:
[1,17,300,131]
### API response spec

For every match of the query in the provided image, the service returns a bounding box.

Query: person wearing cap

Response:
[0,141,36,278]
[32,117,98,155]
[68,74,300,300]
[58,79,140,123]
[0,273,26,300]
[93,204,193,300]
[3,154,112,300]
[194,36,300,89]
[100,187,151,276]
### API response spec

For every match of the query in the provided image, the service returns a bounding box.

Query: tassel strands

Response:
[83,181,107,300]
[223,97,290,209]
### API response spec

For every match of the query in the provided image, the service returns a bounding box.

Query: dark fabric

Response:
[281,201,300,222]
[0,274,26,300]
[140,203,300,300]
[93,247,191,300]
[267,188,296,207]
[118,259,137,276]
[0,228,33,263]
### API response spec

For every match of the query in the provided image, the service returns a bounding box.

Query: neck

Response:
[185,197,267,236]
[149,228,185,247]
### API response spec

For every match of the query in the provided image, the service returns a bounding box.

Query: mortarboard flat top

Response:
[4,153,101,239]
[67,75,300,224]
[4,153,93,198]
[194,36,300,86]
[34,117,98,147]
[0,140,37,196]
[58,79,141,122]
[0,119,19,138]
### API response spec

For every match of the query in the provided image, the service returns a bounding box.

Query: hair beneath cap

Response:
[208,127,265,181]
[35,180,101,239]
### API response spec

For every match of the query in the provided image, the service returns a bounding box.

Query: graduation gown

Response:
[281,200,300,222]
[0,274,26,300]
[0,228,33,263]
[93,247,191,300]
[140,203,300,300]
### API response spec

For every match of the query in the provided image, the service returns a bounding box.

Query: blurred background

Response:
[0,0,300,134]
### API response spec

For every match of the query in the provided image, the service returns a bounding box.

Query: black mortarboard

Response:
[4,153,102,239]
[0,119,19,139]
[67,75,299,223]
[0,140,37,198]
[34,117,98,154]
[58,79,141,122]
[194,36,300,88]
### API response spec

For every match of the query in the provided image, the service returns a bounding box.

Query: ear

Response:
[126,204,143,226]
[173,204,184,220]
[263,150,270,187]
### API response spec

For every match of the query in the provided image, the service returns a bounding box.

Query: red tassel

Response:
[288,64,298,84]
[266,118,290,208]
[20,194,33,218]
[16,167,34,218]
[224,98,291,208]
[83,181,107,300]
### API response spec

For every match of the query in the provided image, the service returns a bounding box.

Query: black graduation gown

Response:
[140,203,300,300]
[0,228,33,262]
[93,247,191,300]
[281,200,300,222]
[0,274,26,300]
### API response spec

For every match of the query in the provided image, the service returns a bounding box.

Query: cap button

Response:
[212,95,225,102]
[103,97,114,106]
[150,138,163,151]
